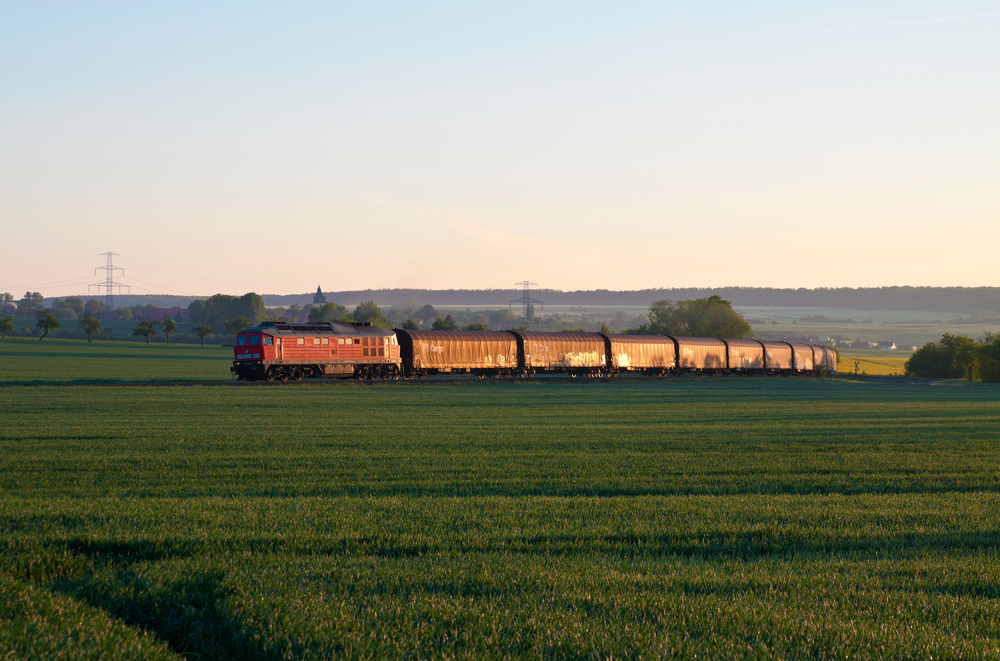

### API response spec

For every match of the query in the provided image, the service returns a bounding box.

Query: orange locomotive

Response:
[231,321,401,382]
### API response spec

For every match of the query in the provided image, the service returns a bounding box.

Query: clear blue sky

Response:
[2,2,998,298]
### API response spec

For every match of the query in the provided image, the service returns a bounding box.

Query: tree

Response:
[161,315,178,345]
[976,332,1000,383]
[309,302,350,323]
[352,300,393,329]
[84,299,108,317]
[225,316,252,337]
[113,307,133,321]
[35,313,61,341]
[353,300,382,324]
[192,324,215,346]
[0,315,13,340]
[18,292,45,314]
[413,305,438,324]
[132,320,159,345]
[51,297,84,319]
[432,316,458,330]
[905,333,973,379]
[464,323,490,331]
[287,304,302,323]
[489,309,517,327]
[1,293,12,304]
[187,293,266,331]
[646,295,753,338]
[77,314,103,342]
[402,318,419,330]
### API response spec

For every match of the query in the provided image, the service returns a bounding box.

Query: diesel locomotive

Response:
[231,322,836,381]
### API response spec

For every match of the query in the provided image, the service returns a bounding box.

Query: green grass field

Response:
[3,340,1000,658]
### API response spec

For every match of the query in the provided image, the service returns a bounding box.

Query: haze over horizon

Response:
[3,2,998,299]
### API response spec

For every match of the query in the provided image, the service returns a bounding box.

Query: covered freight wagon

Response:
[672,336,727,371]
[811,345,829,370]
[602,334,676,372]
[821,346,837,373]
[394,329,518,376]
[788,343,815,372]
[760,341,793,371]
[512,331,606,374]
[723,338,764,371]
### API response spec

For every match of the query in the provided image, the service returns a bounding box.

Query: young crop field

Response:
[0,337,233,385]
[3,374,1000,659]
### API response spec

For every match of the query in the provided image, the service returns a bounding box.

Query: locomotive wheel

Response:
[264,371,274,383]
[293,369,304,382]
[278,370,289,382]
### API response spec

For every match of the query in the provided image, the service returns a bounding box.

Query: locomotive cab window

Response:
[237,336,247,346]
[249,335,261,345]
[263,337,273,345]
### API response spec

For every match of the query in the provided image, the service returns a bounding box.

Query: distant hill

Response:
[263,287,1000,313]
[68,287,1000,314]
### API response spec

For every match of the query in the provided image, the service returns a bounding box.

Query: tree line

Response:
[905,333,1000,382]
[1,291,754,345]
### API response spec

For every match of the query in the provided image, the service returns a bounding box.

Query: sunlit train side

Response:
[231,322,400,381]
[232,322,836,381]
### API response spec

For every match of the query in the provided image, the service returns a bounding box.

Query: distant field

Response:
[4,377,1000,658]
[832,349,911,376]
[0,337,233,385]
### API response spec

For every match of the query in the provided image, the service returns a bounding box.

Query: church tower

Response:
[313,285,327,305]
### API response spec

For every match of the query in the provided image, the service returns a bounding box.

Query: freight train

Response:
[231,321,836,382]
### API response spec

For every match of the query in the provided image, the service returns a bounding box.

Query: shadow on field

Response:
[44,539,269,661]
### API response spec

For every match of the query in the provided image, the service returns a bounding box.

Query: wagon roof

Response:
[603,334,675,344]
[669,335,727,346]
[512,331,604,342]
[247,322,393,337]
[721,338,762,347]
[394,330,516,342]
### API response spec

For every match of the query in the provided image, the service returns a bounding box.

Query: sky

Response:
[1,2,998,298]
